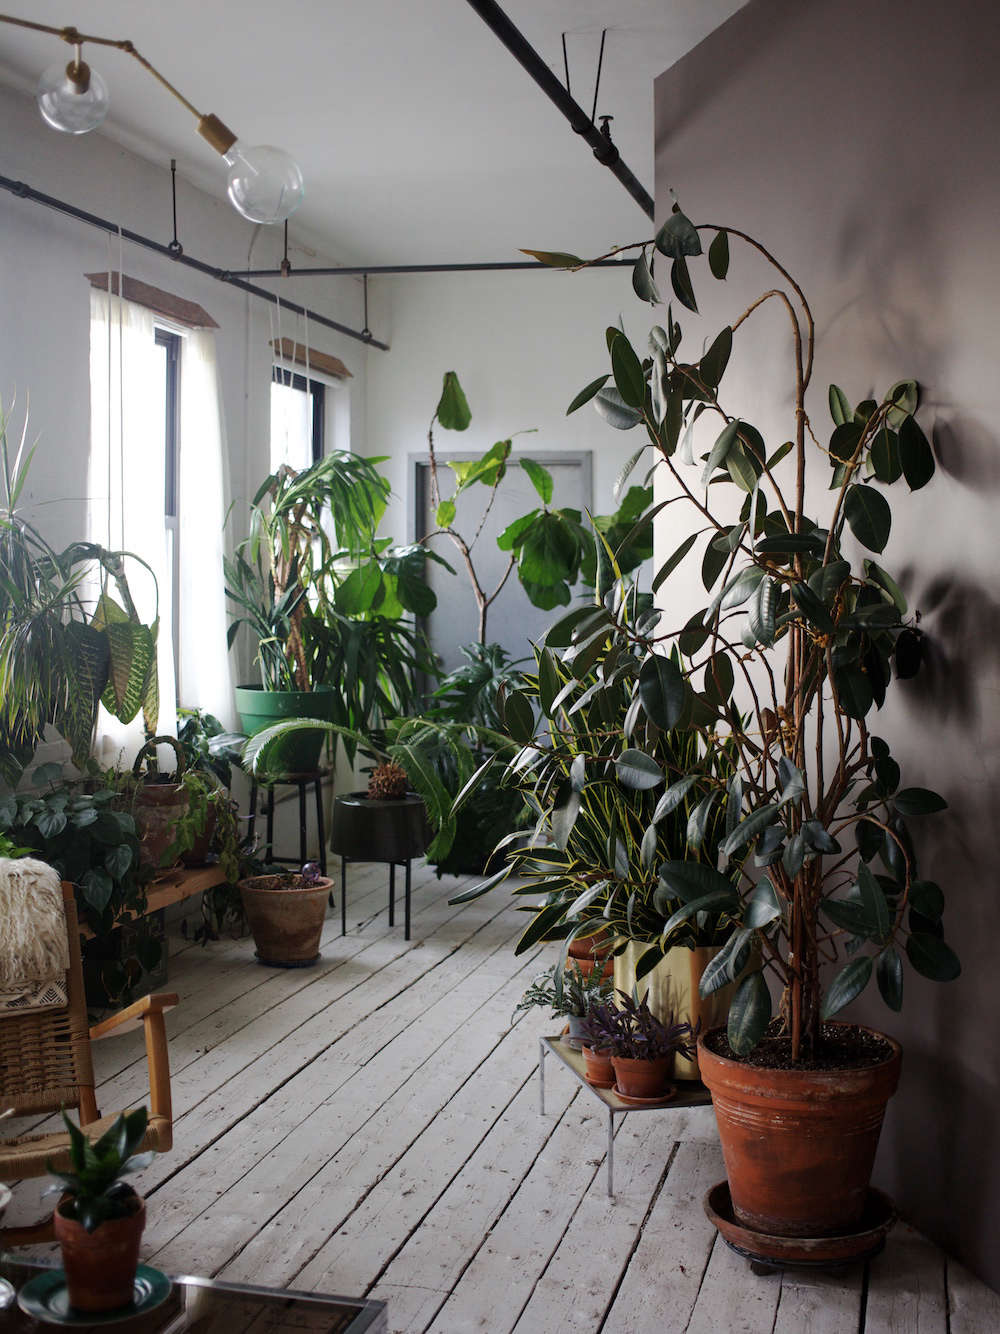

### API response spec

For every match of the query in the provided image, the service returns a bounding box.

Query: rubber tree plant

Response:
[0,402,160,785]
[527,204,959,1060]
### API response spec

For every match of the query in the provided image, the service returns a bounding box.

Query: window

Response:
[270,365,325,472]
[154,328,182,670]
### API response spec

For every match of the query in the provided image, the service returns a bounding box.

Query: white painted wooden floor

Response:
[9,862,1000,1332]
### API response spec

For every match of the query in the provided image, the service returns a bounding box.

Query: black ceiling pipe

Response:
[240,259,632,277]
[463,0,655,221]
[0,173,389,350]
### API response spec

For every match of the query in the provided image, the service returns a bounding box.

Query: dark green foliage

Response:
[512,961,613,1024]
[47,1108,152,1233]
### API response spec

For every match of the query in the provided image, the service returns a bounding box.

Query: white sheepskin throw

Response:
[0,857,70,989]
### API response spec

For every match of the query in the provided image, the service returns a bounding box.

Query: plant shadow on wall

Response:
[458,205,964,1247]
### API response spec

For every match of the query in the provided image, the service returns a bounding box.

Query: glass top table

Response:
[0,1256,386,1333]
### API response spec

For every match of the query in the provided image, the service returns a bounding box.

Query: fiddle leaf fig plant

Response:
[536,205,959,1060]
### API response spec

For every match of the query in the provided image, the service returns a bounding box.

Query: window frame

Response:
[155,327,182,673]
[271,364,326,466]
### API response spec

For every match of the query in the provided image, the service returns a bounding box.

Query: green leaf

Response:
[745,877,782,928]
[518,512,580,586]
[835,665,874,721]
[660,889,738,939]
[708,229,729,279]
[611,334,647,409]
[519,458,554,505]
[567,374,610,415]
[594,387,643,430]
[844,485,891,554]
[699,928,753,996]
[435,499,456,528]
[701,420,740,488]
[909,879,944,920]
[725,443,759,492]
[686,792,718,849]
[721,804,780,857]
[821,957,873,1019]
[520,249,583,269]
[727,971,772,1055]
[652,776,698,822]
[515,901,569,955]
[436,371,472,430]
[864,561,907,614]
[631,251,660,304]
[651,532,698,593]
[670,256,698,313]
[497,511,539,553]
[700,327,733,389]
[876,947,904,1011]
[635,943,665,981]
[829,385,852,427]
[755,532,825,557]
[898,416,935,490]
[893,787,948,816]
[638,654,687,730]
[657,860,737,905]
[830,420,864,464]
[655,211,702,258]
[503,690,535,743]
[615,749,664,791]
[747,575,777,646]
[870,429,902,484]
[906,933,960,981]
[857,863,890,943]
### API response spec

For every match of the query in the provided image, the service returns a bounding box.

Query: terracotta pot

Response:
[611,1053,674,1098]
[697,1024,902,1238]
[54,1195,145,1312]
[582,1045,615,1088]
[614,941,747,1080]
[568,927,615,961]
[133,782,189,870]
[238,874,334,967]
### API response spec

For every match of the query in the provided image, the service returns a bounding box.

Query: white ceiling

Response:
[0,1,745,265]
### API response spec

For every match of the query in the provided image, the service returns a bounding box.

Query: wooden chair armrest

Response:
[89,993,179,1041]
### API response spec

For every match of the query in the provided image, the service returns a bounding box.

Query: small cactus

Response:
[367,760,409,801]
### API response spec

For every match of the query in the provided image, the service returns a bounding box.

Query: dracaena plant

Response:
[581,991,698,1062]
[528,205,959,1060]
[451,597,742,974]
[46,1107,153,1233]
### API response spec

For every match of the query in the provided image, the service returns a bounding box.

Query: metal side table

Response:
[538,1035,714,1197]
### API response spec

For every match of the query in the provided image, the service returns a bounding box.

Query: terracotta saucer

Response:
[583,1072,616,1089]
[612,1084,676,1106]
[704,1181,897,1270]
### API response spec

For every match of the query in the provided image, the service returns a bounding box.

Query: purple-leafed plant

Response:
[581,991,699,1062]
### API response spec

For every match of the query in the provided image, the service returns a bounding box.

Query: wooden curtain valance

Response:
[85,272,219,329]
[270,337,352,380]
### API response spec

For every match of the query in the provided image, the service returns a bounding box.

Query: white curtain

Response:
[88,289,177,768]
[177,329,236,728]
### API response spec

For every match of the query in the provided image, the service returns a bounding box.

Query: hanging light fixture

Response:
[0,16,304,224]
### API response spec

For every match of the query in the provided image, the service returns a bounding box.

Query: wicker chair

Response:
[0,883,177,1245]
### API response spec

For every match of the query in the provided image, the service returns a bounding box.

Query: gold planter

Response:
[613,942,737,1081]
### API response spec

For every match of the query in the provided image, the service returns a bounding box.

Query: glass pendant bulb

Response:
[222,143,304,225]
[37,58,109,134]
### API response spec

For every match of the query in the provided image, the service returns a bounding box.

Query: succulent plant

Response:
[367,760,409,801]
[46,1107,153,1233]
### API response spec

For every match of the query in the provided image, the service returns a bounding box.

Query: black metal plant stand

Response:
[247,770,328,876]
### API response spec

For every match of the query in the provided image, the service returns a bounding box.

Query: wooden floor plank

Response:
[948,1256,1000,1333]
[772,1265,864,1334]
[600,1139,724,1334]
[685,1234,782,1334]
[864,1225,948,1333]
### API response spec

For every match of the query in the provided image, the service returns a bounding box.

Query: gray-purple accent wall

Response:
[653,0,1000,1289]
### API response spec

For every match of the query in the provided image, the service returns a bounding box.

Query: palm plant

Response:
[0,401,159,785]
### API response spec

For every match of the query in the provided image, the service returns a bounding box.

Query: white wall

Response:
[364,266,656,650]
[0,82,370,551]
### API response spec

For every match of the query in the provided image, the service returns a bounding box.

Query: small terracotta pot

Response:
[238,874,334,967]
[611,1053,674,1098]
[181,801,218,867]
[582,1045,615,1088]
[54,1196,145,1312]
[697,1024,902,1238]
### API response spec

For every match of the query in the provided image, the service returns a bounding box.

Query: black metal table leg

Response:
[265,784,275,858]
[298,780,308,866]
[388,862,395,926]
[341,856,348,934]
[314,778,327,876]
[248,778,258,845]
[404,859,411,941]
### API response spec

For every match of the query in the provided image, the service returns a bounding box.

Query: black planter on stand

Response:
[330,793,430,940]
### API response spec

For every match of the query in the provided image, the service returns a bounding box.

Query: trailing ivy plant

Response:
[519,206,959,1060]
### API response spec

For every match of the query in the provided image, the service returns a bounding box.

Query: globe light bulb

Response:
[37,58,109,134]
[222,142,304,225]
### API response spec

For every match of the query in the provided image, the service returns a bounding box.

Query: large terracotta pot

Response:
[697,1024,902,1238]
[614,941,739,1080]
[238,874,334,967]
[54,1195,145,1312]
